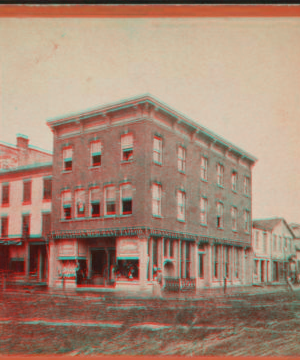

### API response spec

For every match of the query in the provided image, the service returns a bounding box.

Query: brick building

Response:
[47,95,257,292]
[252,218,296,284]
[0,135,52,283]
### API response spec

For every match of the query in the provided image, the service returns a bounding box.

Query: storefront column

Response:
[241,247,245,285]
[178,240,181,278]
[230,246,234,284]
[139,238,147,289]
[38,247,42,281]
[219,245,223,285]
[195,243,199,286]
[149,237,153,281]
[48,240,56,288]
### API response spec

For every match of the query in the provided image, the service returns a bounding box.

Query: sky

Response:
[0,17,299,224]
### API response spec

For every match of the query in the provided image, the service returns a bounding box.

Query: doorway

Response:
[29,244,48,281]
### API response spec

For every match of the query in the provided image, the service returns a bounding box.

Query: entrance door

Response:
[91,249,107,278]
[29,245,48,281]
[261,261,265,283]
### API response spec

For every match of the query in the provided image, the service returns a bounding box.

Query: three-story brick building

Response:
[47,95,257,292]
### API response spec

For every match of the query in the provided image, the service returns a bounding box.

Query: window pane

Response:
[121,134,133,149]
[63,148,72,159]
[121,185,132,199]
[91,141,101,154]
[2,184,9,205]
[90,188,100,202]
[106,187,115,200]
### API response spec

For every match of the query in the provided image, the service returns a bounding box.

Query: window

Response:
[279,236,282,251]
[178,146,186,172]
[177,190,185,221]
[90,187,100,217]
[62,191,72,220]
[42,213,51,238]
[200,197,207,225]
[90,141,101,167]
[121,134,133,162]
[120,184,132,215]
[1,184,9,206]
[244,210,250,232]
[216,202,224,228]
[217,163,224,187]
[164,239,168,257]
[43,178,52,200]
[254,260,258,275]
[23,180,32,204]
[170,239,175,258]
[256,231,259,248]
[273,235,277,251]
[185,242,191,279]
[284,237,287,249]
[105,186,116,216]
[235,248,239,278]
[244,176,250,196]
[231,171,238,192]
[63,147,73,171]
[181,241,185,278]
[231,206,237,231]
[153,136,162,164]
[199,253,204,279]
[22,214,30,238]
[263,233,267,253]
[1,216,8,238]
[213,245,219,279]
[224,246,230,279]
[75,189,85,218]
[152,184,161,216]
[200,156,208,181]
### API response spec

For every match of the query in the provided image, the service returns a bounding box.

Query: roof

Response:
[289,224,300,238]
[253,217,295,237]
[47,94,257,164]
[0,161,52,176]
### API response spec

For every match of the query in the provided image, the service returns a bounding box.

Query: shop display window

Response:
[115,259,139,280]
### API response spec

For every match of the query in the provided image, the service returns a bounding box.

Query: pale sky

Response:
[0,18,299,224]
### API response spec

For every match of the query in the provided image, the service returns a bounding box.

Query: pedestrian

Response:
[153,268,162,298]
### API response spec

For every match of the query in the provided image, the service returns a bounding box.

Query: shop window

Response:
[231,206,237,231]
[199,253,204,279]
[170,239,175,258]
[115,259,139,280]
[90,187,100,217]
[244,210,250,232]
[152,183,161,216]
[121,134,133,162]
[153,136,162,164]
[23,180,32,204]
[178,146,186,173]
[10,259,24,274]
[217,163,224,187]
[75,189,85,218]
[213,245,219,279]
[1,216,8,238]
[90,141,101,167]
[231,171,238,192]
[105,186,116,216]
[63,147,73,171]
[62,191,72,220]
[200,197,207,225]
[43,178,52,200]
[1,184,9,206]
[216,202,224,229]
[200,156,208,181]
[22,214,30,238]
[120,184,132,215]
[177,190,185,221]
[42,213,51,238]
[244,176,250,196]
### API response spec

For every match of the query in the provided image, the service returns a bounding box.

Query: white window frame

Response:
[200,197,207,225]
[104,186,116,216]
[152,183,161,216]
[200,156,208,181]
[61,191,72,220]
[216,202,224,229]
[177,190,186,221]
[89,187,100,218]
[217,163,224,187]
[63,147,73,171]
[153,136,162,164]
[231,206,237,231]
[75,189,85,218]
[231,171,238,192]
[120,183,133,215]
[178,146,186,173]
[90,140,102,167]
[244,176,250,196]
[121,134,134,162]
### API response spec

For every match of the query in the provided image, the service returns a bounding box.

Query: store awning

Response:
[0,239,22,245]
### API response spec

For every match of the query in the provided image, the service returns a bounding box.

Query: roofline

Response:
[47,94,258,164]
[0,162,52,176]
[0,140,52,156]
[0,140,18,150]
[253,217,295,238]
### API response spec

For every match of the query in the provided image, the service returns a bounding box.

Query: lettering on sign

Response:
[119,239,139,255]
[59,243,74,256]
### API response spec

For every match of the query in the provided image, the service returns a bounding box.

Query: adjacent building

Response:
[289,223,300,279]
[47,94,257,291]
[252,218,296,284]
[0,135,52,283]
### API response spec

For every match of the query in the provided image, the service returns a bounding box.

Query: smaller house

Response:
[289,223,300,280]
[252,218,296,284]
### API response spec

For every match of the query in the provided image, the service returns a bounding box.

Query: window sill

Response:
[200,178,208,183]
[62,170,72,174]
[243,194,251,198]
[178,170,186,175]
[216,184,224,189]
[217,227,224,230]
[121,160,133,165]
[153,161,162,166]
[22,202,32,206]
[232,189,238,194]
[200,223,207,227]
[89,166,101,170]
[104,215,117,218]
[120,214,133,217]
[177,219,186,223]
[232,229,238,233]
[152,215,162,219]
[43,198,51,203]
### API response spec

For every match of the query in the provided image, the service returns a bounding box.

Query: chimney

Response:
[16,134,29,166]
